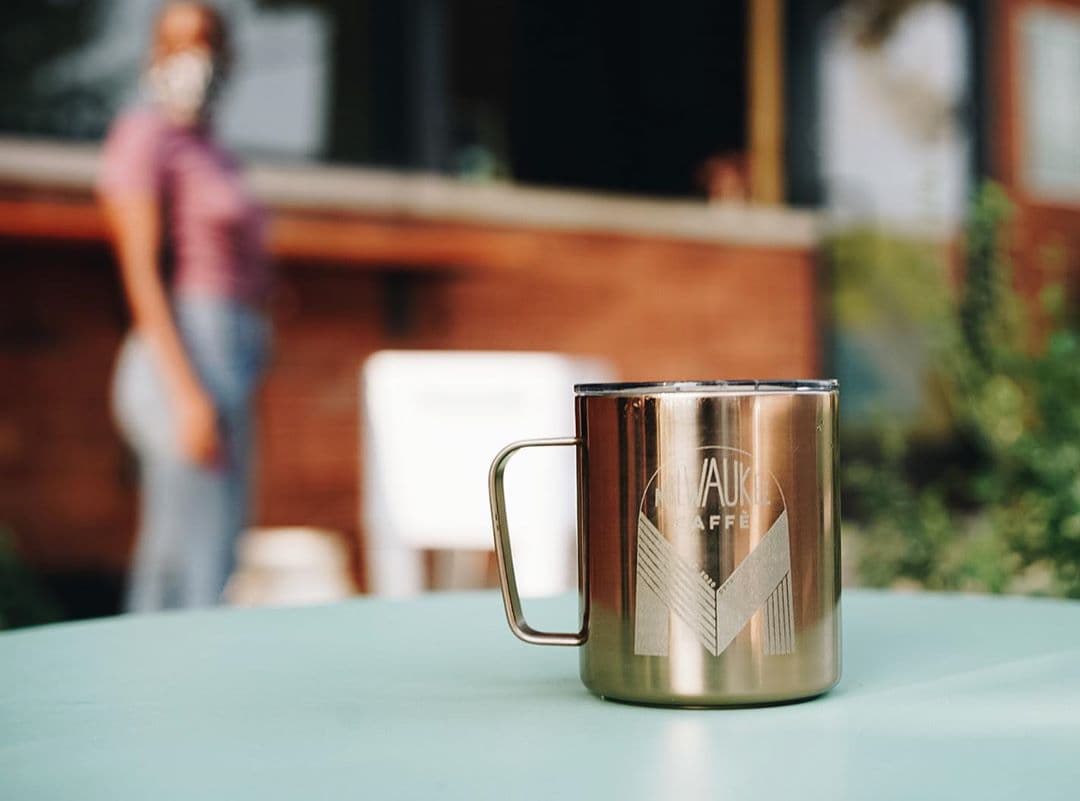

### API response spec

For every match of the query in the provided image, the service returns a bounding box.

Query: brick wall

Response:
[1,219,820,597]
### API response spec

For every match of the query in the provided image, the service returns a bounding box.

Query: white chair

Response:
[361,350,614,597]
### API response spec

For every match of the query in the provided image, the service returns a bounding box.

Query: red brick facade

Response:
[0,190,820,590]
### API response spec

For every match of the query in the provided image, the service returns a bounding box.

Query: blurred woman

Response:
[97,2,271,610]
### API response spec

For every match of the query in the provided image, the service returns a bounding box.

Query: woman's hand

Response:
[175,386,222,467]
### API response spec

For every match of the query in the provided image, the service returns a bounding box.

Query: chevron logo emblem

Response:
[633,446,795,658]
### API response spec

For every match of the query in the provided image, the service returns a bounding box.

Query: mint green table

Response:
[2,590,1078,800]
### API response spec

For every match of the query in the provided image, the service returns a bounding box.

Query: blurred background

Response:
[1,0,1078,626]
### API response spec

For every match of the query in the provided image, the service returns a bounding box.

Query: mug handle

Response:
[488,437,586,646]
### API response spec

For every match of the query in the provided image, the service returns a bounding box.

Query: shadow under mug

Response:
[489,380,841,707]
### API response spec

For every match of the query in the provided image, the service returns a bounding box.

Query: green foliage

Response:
[837,183,1080,597]
[832,229,949,331]
[0,527,60,630]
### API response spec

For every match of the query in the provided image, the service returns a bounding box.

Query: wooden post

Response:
[749,0,785,204]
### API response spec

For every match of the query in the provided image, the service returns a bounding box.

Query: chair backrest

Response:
[361,350,613,596]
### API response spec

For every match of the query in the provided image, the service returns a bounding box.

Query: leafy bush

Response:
[836,184,1080,597]
[0,527,60,629]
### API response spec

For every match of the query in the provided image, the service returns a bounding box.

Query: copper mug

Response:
[489,380,841,706]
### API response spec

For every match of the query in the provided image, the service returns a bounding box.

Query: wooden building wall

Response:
[992,0,1080,299]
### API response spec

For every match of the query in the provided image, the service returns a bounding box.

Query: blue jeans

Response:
[113,294,270,612]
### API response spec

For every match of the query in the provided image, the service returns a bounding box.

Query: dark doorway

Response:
[324,0,747,197]
[506,0,747,196]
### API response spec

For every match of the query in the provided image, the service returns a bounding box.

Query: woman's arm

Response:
[101,193,221,467]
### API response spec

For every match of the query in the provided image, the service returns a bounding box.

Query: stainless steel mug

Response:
[489,380,841,706]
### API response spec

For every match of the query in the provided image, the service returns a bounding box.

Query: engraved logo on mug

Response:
[634,446,794,657]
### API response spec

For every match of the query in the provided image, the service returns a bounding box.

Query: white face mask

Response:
[147,49,222,123]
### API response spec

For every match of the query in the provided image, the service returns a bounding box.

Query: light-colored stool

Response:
[225,527,357,608]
